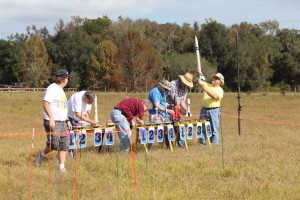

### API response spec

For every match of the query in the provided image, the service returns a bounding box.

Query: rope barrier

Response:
[1,111,299,138]
[7,110,300,199]
[220,112,300,126]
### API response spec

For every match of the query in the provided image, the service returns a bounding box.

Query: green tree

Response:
[0,40,18,84]
[0,34,29,84]
[90,40,123,90]
[45,28,95,89]
[160,49,177,80]
[69,71,81,89]
[271,29,300,88]
[259,19,279,36]
[25,25,51,40]
[200,19,235,90]
[229,22,279,91]
[19,34,51,87]
[239,24,273,91]
[110,17,135,46]
[82,16,112,44]
[166,52,216,87]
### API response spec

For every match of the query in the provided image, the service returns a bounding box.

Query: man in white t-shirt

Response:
[67,91,97,127]
[35,69,72,172]
[67,90,97,158]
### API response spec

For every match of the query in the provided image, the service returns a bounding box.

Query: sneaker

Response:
[59,168,66,172]
[35,152,46,165]
[177,141,184,148]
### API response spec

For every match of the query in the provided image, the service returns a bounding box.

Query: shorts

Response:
[43,119,69,151]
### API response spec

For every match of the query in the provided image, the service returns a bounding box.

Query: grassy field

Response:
[0,91,300,200]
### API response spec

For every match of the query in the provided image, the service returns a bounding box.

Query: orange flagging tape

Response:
[221,112,300,126]
[1,112,300,137]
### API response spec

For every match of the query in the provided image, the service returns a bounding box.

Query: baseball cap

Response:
[55,69,70,77]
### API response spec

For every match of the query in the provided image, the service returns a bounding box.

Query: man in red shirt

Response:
[110,98,152,152]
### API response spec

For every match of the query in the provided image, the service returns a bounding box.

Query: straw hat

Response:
[179,73,193,88]
[158,79,172,91]
[214,73,225,85]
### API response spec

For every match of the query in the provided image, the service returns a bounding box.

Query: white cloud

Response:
[1,0,299,39]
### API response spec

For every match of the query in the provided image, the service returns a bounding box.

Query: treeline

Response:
[0,16,299,92]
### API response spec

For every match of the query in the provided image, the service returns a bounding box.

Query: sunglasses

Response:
[212,76,220,80]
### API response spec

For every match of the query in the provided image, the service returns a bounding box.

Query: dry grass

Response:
[0,92,300,200]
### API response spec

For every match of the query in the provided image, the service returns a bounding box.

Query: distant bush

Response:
[278,82,290,96]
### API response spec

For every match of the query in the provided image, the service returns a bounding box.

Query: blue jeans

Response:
[110,109,131,152]
[69,117,78,126]
[199,107,220,145]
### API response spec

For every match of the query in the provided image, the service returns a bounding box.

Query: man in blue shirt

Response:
[148,79,174,123]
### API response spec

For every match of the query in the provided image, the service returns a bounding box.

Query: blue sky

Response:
[1,0,299,39]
